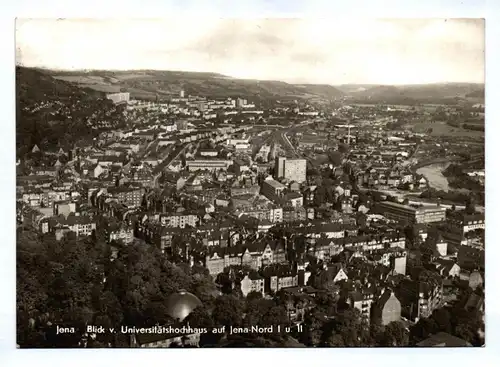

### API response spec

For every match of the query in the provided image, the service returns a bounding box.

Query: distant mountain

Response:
[466,87,485,98]
[43,68,344,101]
[294,84,345,99]
[341,83,485,104]
[336,84,380,94]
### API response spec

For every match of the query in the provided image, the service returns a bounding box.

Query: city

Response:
[15,19,485,349]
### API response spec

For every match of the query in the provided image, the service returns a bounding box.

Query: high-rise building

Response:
[180,90,185,98]
[237,98,247,108]
[274,157,286,179]
[274,157,307,183]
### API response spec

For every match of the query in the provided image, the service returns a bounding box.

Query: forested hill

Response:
[16,67,125,156]
[17,66,103,104]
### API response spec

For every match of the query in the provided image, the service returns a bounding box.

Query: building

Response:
[372,290,402,326]
[377,201,446,224]
[274,157,307,183]
[106,92,130,104]
[283,206,307,222]
[416,332,472,347]
[236,98,247,108]
[269,273,299,293]
[398,276,443,322]
[48,214,96,240]
[130,291,202,348]
[348,291,374,322]
[161,213,198,229]
[108,187,145,208]
[274,157,286,179]
[165,291,202,322]
[284,192,304,207]
[241,273,265,297]
[261,178,286,201]
[390,250,407,275]
[109,224,134,245]
[54,201,76,217]
[186,159,232,172]
[451,213,485,235]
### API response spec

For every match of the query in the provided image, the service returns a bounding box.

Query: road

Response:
[273,120,316,158]
[251,124,300,158]
[153,143,190,187]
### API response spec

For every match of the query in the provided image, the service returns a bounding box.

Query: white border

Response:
[1,1,499,366]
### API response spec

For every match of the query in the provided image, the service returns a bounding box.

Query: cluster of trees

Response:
[16,67,127,156]
[299,304,409,347]
[462,124,484,132]
[409,289,484,346]
[17,229,218,348]
[185,291,294,347]
[419,188,481,209]
[442,164,484,193]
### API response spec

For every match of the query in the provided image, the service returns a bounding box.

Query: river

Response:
[416,163,451,192]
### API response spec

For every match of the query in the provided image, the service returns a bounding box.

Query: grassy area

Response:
[406,120,484,137]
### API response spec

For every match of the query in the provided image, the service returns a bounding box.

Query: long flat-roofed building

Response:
[262,178,286,201]
[377,201,446,224]
[186,159,232,172]
[106,92,130,104]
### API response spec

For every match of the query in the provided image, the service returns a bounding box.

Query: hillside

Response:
[16,67,125,156]
[17,67,104,103]
[46,69,344,101]
[342,83,484,105]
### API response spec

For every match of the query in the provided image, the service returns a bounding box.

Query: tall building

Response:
[274,157,307,183]
[180,90,185,98]
[237,98,247,108]
[274,157,286,179]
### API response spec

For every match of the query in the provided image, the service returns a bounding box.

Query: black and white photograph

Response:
[15,18,485,348]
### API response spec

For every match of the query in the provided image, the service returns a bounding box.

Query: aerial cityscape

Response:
[16,18,485,348]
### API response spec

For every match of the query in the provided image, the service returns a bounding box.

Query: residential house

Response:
[372,289,402,326]
[241,272,265,297]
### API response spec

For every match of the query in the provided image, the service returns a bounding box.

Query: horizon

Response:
[16,18,485,85]
[18,65,485,88]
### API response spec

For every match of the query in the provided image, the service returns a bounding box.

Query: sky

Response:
[15,18,485,85]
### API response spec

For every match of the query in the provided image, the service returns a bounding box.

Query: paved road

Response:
[153,143,190,187]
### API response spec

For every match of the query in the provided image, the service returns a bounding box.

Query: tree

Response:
[246,291,263,302]
[465,196,476,214]
[381,321,409,346]
[300,309,327,346]
[432,308,452,334]
[410,317,438,344]
[355,212,367,227]
[338,143,349,154]
[333,308,371,346]
[185,305,213,329]
[324,333,345,347]
[212,295,244,328]
[327,151,342,166]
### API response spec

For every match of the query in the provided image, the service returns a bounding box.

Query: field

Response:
[54,75,122,93]
[416,163,450,192]
[406,120,484,138]
[298,132,327,144]
[47,69,345,102]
